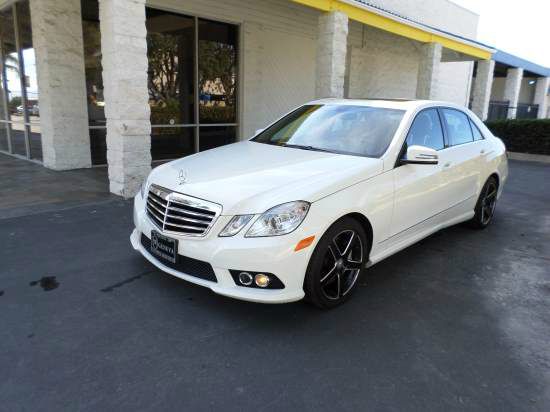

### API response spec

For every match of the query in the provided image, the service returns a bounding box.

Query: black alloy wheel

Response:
[470,176,499,229]
[304,217,368,309]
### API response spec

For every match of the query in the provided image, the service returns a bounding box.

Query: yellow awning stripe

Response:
[291,0,492,60]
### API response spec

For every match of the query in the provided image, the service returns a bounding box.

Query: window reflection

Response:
[82,0,106,165]
[151,126,196,159]
[146,9,196,160]
[199,126,236,152]
[198,19,238,125]
[0,1,42,160]
[17,0,41,160]
[0,5,25,156]
[81,4,240,163]
[146,9,195,126]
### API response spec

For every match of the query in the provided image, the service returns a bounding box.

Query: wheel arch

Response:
[489,172,500,188]
[339,212,374,258]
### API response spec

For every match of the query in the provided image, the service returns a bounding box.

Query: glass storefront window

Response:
[198,19,238,125]
[81,3,239,164]
[0,1,42,161]
[146,9,196,125]
[17,0,41,160]
[82,0,106,165]
[151,126,196,160]
[199,126,236,152]
[146,9,196,159]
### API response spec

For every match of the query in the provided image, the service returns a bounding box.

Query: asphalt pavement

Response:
[1,157,549,411]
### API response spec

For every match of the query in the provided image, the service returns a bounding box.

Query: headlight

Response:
[219,215,254,237]
[245,201,310,237]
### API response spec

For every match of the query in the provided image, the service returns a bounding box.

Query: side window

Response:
[442,108,474,146]
[469,118,484,141]
[405,109,445,151]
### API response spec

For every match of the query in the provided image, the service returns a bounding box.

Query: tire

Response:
[469,176,499,229]
[304,217,369,309]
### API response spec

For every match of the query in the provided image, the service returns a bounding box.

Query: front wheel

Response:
[304,217,368,309]
[469,176,499,229]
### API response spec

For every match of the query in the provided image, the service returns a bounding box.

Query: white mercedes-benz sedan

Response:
[131,99,508,308]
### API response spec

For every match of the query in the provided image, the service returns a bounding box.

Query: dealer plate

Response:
[150,230,178,263]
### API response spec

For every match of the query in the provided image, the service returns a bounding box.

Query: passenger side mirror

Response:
[401,145,439,165]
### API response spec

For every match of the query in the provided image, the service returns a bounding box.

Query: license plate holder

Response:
[150,230,178,263]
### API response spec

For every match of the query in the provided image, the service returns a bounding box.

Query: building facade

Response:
[0,0,548,197]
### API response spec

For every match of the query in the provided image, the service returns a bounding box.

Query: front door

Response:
[390,108,448,238]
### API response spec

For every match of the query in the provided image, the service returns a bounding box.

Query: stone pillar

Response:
[242,21,264,139]
[29,0,91,170]
[99,0,151,198]
[534,77,550,119]
[471,59,495,120]
[503,67,523,119]
[316,11,348,98]
[416,42,442,100]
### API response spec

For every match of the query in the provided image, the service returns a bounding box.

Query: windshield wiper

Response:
[282,143,334,153]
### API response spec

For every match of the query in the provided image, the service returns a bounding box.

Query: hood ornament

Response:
[178,169,188,185]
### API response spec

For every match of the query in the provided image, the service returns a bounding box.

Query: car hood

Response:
[148,141,383,215]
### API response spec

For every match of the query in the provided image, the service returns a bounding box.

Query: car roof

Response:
[307,98,463,112]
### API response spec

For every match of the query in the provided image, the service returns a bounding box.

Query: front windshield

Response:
[252,104,405,158]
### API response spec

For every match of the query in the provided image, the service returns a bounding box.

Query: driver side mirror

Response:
[401,145,439,165]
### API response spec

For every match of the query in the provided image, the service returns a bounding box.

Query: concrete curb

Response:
[508,152,550,164]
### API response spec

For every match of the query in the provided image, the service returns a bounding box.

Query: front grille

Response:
[146,184,222,236]
[141,234,217,282]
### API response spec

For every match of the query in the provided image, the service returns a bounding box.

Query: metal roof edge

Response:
[346,0,495,53]
[493,50,550,77]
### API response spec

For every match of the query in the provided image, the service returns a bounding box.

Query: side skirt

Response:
[367,203,475,267]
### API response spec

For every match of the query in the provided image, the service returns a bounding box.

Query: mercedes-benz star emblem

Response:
[178,169,188,185]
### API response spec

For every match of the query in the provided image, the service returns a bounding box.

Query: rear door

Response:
[438,108,481,210]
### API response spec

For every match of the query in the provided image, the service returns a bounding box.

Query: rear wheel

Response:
[469,176,498,229]
[304,217,368,309]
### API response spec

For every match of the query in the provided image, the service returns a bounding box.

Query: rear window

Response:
[469,118,484,141]
[441,108,474,146]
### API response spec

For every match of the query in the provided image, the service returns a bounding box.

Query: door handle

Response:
[480,149,486,154]
[443,162,451,168]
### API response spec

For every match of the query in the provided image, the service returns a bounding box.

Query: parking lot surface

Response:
[1,158,549,411]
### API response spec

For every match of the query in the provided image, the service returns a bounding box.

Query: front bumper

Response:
[131,192,312,303]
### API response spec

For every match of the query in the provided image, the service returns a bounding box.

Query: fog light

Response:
[238,272,253,286]
[254,273,270,288]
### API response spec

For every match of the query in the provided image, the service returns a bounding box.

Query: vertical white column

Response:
[29,0,91,170]
[471,59,495,120]
[316,10,348,98]
[416,42,442,100]
[99,0,151,198]
[503,67,523,119]
[241,21,264,139]
[534,77,549,119]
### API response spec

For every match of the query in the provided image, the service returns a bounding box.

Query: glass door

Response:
[198,18,238,152]
[0,1,42,161]
[146,9,196,160]
[81,3,240,164]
